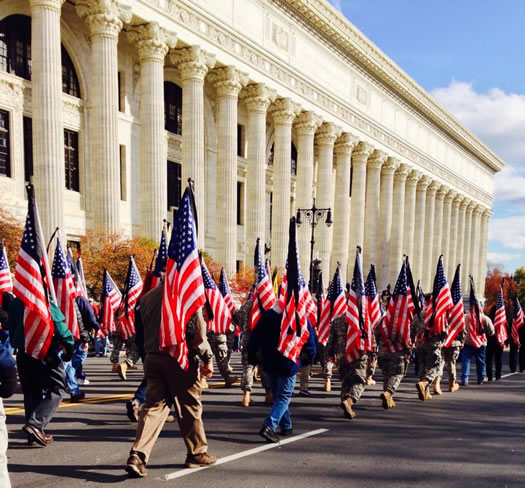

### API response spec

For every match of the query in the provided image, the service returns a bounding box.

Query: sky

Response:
[328,0,525,273]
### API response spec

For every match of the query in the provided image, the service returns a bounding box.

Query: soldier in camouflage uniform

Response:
[326,315,368,419]
[441,329,465,392]
[316,342,333,392]
[207,329,238,387]
[232,297,271,406]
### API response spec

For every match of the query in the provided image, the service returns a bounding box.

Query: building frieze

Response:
[149,0,493,206]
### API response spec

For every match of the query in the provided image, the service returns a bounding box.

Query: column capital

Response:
[315,122,341,147]
[405,169,422,187]
[394,163,410,182]
[444,190,457,203]
[427,180,441,196]
[240,83,277,113]
[294,111,322,135]
[170,45,216,82]
[268,98,301,126]
[209,65,249,98]
[466,200,476,213]
[76,0,131,39]
[451,193,462,207]
[381,156,400,176]
[473,205,484,217]
[127,22,175,63]
[30,0,64,11]
[459,197,470,210]
[482,208,493,219]
[352,141,374,165]
[367,149,388,170]
[334,132,359,154]
[436,186,449,201]
[416,175,431,191]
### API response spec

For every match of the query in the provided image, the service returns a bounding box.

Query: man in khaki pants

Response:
[125,285,216,478]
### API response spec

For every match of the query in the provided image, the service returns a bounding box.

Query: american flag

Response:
[76,256,89,299]
[511,295,524,347]
[318,266,346,346]
[118,256,143,340]
[151,228,168,290]
[160,185,206,370]
[219,267,236,316]
[0,241,13,306]
[278,261,317,326]
[380,258,415,354]
[365,264,382,331]
[424,255,453,335]
[65,245,83,299]
[493,282,508,348]
[201,259,231,334]
[468,276,485,349]
[100,269,121,335]
[444,264,465,347]
[277,218,309,363]
[52,238,79,340]
[249,238,276,331]
[345,249,371,362]
[13,184,56,360]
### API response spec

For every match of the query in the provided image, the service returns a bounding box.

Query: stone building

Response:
[0,0,503,293]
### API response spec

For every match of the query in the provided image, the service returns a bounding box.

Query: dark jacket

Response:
[247,307,317,377]
[0,340,16,398]
[75,295,100,333]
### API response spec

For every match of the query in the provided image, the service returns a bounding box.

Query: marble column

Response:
[77,0,131,234]
[363,150,387,272]
[432,186,447,261]
[470,205,482,291]
[268,98,301,268]
[377,157,399,291]
[388,164,410,287]
[456,197,468,282]
[462,201,474,287]
[402,170,420,261]
[422,181,440,290]
[171,46,215,247]
[240,84,276,262]
[347,141,373,278]
[478,209,491,295]
[447,193,460,279]
[330,133,358,284]
[209,66,248,273]
[413,176,430,286]
[315,122,340,281]
[30,0,65,241]
[293,112,322,277]
[128,23,174,240]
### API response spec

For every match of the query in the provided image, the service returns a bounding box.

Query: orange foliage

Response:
[0,208,23,271]
[484,267,520,313]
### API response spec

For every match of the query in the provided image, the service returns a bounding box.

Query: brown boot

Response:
[264,391,274,404]
[416,379,429,401]
[200,378,209,389]
[433,378,443,395]
[341,397,356,419]
[449,381,460,393]
[118,362,128,381]
[424,383,432,400]
[366,376,376,386]
[241,391,254,407]
[225,375,239,387]
[111,363,119,373]
[324,377,331,392]
[380,391,395,409]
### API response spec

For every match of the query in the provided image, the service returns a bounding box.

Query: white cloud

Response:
[487,251,522,266]
[489,215,525,250]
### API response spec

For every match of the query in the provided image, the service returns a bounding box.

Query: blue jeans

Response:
[263,372,296,431]
[134,378,147,405]
[461,344,487,385]
[63,360,81,396]
[95,337,108,356]
[72,342,88,380]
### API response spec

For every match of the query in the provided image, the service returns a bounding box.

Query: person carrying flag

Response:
[247,218,316,443]
[486,280,507,382]
[509,294,524,373]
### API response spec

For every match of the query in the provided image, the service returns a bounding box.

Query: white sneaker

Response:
[77,378,90,385]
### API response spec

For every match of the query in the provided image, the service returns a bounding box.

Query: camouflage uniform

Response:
[317,343,333,379]
[377,330,409,395]
[207,330,237,383]
[326,316,368,402]
[413,314,444,383]
[110,333,139,366]
[232,299,269,393]
[442,329,466,383]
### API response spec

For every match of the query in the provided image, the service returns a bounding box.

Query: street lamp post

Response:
[296,198,332,291]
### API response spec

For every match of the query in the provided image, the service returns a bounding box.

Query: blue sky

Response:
[328,0,525,272]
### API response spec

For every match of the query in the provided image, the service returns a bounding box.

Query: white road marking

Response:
[500,372,519,379]
[160,428,329,481]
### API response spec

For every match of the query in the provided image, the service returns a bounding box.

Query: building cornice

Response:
[276,0,504,173]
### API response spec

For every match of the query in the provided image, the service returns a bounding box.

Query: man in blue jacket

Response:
[248,301,317,443]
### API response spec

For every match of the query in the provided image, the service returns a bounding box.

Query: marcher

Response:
[441,330,465,392]
[486,305,505,381]
[125,285,216,478]
[461,311,495,385]
[207,330,238,386]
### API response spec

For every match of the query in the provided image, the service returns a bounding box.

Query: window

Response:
[119,145,127,201]
[61,47,80,98]
[164,82,182,135]
[64,129,79,191]
[237,124,245,157]
[0,15,31,80]
[23,116,32,182]
[167,161,182,209]
[118,71,124,112]
[0,110,10,177]
[266,142,297,174]
[237,181,245,225]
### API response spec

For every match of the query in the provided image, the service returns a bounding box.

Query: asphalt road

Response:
[4,353,525,488]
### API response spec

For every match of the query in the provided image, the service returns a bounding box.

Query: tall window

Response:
[167,161,182,209]
[237,181,245,225]
[119,145,127,201]
[0,110,10,177]
[64,129,79,191]
[118,71,125,112]
[61,46,80,98]
[237,124,246,157]
[164,82,182,135]
[349,166,353,197]
[266,142,297,175]
[23,116,32,182]
[0,15,31,80]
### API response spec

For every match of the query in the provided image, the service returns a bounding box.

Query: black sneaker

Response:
[125,453,147,478]
[70,391,85,402]
[280,427,293,436]
[259,425,279,443]
[298,390,311,397]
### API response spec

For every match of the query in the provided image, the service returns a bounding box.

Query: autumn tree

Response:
[0,208,23,271]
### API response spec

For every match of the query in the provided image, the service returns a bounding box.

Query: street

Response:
[4,353,524,488]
